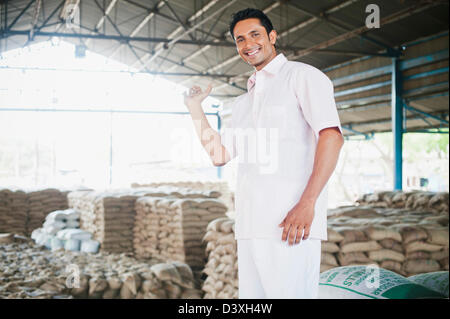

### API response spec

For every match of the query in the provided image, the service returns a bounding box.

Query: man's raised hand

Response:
[183,83,213,111]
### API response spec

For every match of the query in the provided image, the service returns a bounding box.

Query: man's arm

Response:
[184,84,232,166]
[279,126,344,245]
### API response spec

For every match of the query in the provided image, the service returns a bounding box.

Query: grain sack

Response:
[368,249,405,263]
[404,241,443,254]
[408,271,449,298]
[337,252,372,266]
[380,261,403,274]
[403,260,441,275]
[378,238,403,253]
[319,266,445,299]
[364,226,402,242]
[322,253,339,266]
[424,228,449,246]
[322,242,340,253]
[340,241,381,254]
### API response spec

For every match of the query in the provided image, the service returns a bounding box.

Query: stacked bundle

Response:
[201,217,238,299]
[323,206,449,276]
[0,188,69,236]
[0,239,202,299]
[27,189,69,235]
[68,187,225,255]
[356,191,449,214]
[132,181,235,212]
[68,190,137,254]
[133,197,228,273]
[0,188,28,235]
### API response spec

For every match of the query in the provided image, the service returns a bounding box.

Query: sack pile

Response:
[0,188,28,236]
[68,187,226,255]
[201,217,238,299]
[0,188,69,236]
[356,191,449,214]
[0,239,202,299]
[322,206,449,276]
[132,181,235,213]
[68,190,141,254]
[134,197,228,274]
[30,209,100,254]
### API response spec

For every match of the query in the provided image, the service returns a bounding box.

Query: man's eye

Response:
[252,33,259,37]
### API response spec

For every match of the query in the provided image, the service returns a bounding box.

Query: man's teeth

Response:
[247,49,259,56]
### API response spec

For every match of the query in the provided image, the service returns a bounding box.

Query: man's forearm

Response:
[188,103,229,165]
[300,127,344,204]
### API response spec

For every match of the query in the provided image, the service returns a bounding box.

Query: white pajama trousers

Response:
[237,237,322,299]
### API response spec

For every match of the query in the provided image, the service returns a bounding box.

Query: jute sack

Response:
[424,228,449,246]
[400,227,428,244]
[318,266,445,299]
[337,252,372,266]
[364,226,402,242]
[378,238,403,253]
[403,259,441,274]
[340,241,382,254]
[321,253,338,266]
[367,249,405,263]
[404,241,444,254]
[380,260,403,274]
[322,242,340,253]
[327,229,344,243]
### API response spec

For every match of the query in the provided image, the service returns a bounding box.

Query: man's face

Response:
[233,18,277,71]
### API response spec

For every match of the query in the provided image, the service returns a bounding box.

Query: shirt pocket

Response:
[267,104,297,140]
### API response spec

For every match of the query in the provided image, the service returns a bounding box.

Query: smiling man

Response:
[184,8,344,299]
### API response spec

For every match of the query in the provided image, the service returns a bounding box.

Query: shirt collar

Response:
[247,53,287,92]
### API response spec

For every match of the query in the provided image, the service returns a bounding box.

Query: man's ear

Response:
[269,29,277,45]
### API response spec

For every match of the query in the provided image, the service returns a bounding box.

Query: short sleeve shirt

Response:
[220,53,342,241]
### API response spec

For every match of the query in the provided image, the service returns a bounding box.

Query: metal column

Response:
[216,111,222,179]
[391,58,403,190]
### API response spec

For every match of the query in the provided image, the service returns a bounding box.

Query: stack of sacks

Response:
[324,206,449,276]
[68,187,223,254]
[133,197,228,274]
[0,240,202,299]
[68,190,137,254]
[27,189,69,235]
[0,188,69,236]
[201,217,238,299]
[0,188,28,235]
[31,209,100,253]
[132,181,235,213]
[356,191,449,214]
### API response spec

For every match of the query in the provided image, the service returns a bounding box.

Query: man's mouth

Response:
[245,48,261,57]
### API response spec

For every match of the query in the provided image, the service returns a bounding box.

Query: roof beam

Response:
[7,0,36,30]
[289,1,441,60]
[85,0,119,46]
[130,0,225,70]
[108,0,165,59]
[1,30,238,47]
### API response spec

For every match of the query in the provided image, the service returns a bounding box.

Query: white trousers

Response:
[237,237,321,299]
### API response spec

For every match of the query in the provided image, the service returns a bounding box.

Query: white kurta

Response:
[221,53,342,242]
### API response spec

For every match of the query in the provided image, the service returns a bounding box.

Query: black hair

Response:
[229,8,274,41]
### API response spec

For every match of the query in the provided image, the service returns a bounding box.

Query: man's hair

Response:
[229,8,274,40]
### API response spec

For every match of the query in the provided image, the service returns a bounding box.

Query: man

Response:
[183,8,344,299]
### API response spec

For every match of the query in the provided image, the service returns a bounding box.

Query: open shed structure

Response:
[0,0,448,189]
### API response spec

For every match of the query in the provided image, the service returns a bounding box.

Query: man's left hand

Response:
[279,199,315,245]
